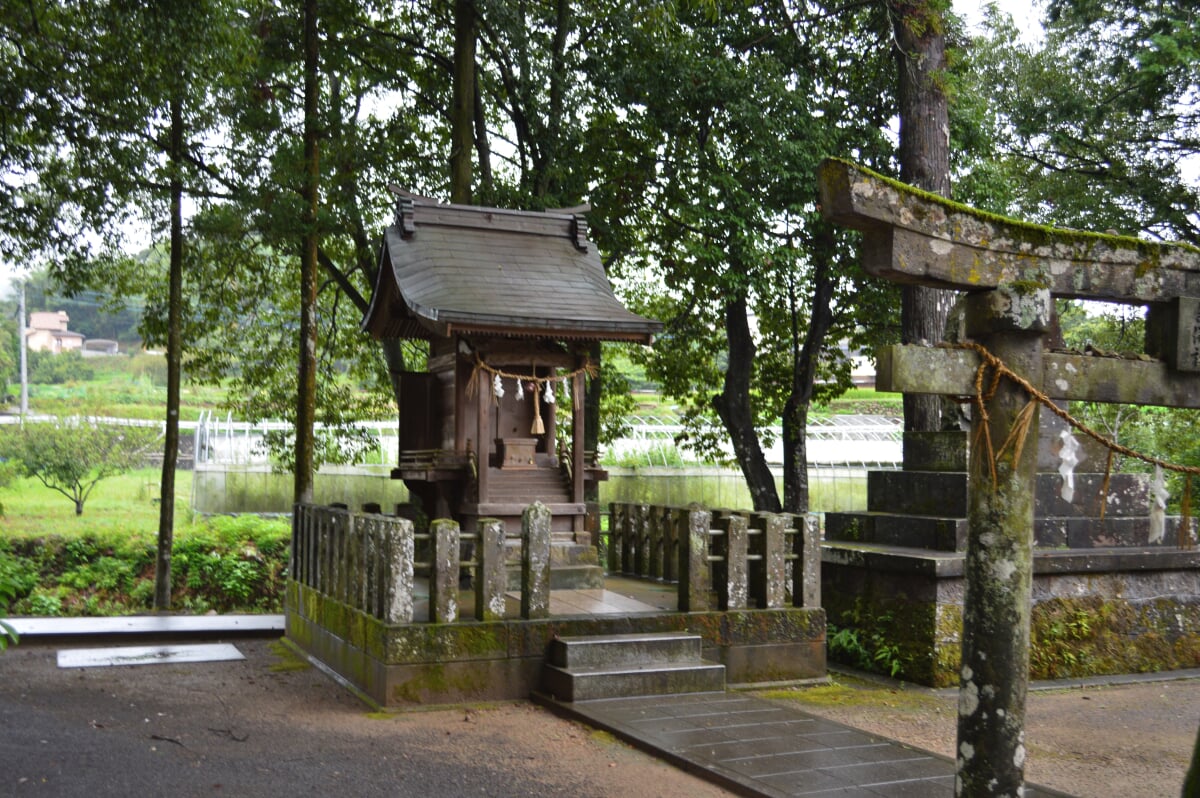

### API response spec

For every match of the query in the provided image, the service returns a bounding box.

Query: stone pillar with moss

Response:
[818,157,1200,794]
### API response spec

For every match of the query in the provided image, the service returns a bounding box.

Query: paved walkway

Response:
[539,691,1071,798]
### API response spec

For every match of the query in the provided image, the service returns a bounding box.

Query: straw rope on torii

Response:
[948,341,1200,548]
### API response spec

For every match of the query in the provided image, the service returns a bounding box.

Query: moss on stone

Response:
[824,158,1200,258]
[1030,595,1200,680]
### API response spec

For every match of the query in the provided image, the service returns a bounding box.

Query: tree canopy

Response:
[1,0,1197,517]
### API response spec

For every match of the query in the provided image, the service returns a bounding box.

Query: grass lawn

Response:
[0,468,190,545]
[0,469,292,617]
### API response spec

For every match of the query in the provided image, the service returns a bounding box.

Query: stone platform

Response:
[286,575,826,707]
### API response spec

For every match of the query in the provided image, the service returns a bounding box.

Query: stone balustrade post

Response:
[475,518,507,621]
[430,519,460,623]
[750,512,787,609]
[647,505,663,580]
[722,514,749,611]
[381,516,414,624]
[678,504,711,612]
[663,505,679,582]
[608,503,625,573]
[793,514,821,609]
[522,502,551,619]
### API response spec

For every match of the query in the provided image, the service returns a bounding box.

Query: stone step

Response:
[547,632,703,671]
[867,470,1150,518]
[541,632,725,702]
[541,661,726,702]
[825,512,966,551]
[827,510,1176,552]
[505,563,604,591]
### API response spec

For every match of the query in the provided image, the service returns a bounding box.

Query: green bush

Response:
[0,550,38,650]
[3,515,291,616]
[20,590,63,617]
[29,350,95,385]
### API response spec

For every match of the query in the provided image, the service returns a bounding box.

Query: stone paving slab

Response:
[537,691,1073,797]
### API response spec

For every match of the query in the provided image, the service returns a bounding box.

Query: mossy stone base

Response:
[286,580,825,707]
[823,544,1200,687]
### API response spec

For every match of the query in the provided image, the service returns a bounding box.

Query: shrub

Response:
[29,350,95,385]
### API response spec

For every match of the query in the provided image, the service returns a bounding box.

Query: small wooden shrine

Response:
[361,192,660,583]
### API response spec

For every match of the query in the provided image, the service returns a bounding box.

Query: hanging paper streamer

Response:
[1056,429,1080,503]
[544,380,556,405]
[492,373,504,399]
[562,377,571,402]
[516,380,524,401]
[1149,464,1169,544]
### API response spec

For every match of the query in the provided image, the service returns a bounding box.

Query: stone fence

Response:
[292,501,822,626]
[606,503,821,612]
[291,501,556,625]
[287,500,827,706]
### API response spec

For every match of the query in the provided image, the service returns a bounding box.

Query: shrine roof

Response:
[362,196,661,344]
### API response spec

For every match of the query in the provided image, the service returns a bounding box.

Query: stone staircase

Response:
[540,632,726,702]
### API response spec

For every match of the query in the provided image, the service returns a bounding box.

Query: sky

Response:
[956,0,1044,43]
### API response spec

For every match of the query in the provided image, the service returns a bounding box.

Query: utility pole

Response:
[18,278,28,416]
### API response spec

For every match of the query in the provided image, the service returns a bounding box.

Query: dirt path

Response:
[5,636,1196,796]
[1,639,735,797]
[752,672,1200,798]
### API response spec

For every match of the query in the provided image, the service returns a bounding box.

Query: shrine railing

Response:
[291,501,821,624]
[606,503,822,611]
[291,502,555,624]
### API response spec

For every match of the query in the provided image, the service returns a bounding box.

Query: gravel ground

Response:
[3,636,1195,797]
[0,639,734,798]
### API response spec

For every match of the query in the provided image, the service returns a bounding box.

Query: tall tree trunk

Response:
[294,0,319,505]
[472,64,493,196]
[891,0,953,433]
[782,224,838,514]
[534,0,569,199]
[450,0,475,204]
[153,92,183,610]
[713,293,781,513]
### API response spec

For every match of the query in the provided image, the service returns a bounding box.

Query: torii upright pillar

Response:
[957,287,1051,794]
[818,157,1200,798]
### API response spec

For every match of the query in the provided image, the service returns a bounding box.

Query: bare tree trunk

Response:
[153,92,183,610]
[713,293,781,513]
[294,0,319,505]
[782,224,838,513]
[891,0,953,433]
[450,0,475,204]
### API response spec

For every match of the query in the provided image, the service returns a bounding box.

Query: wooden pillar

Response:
[956,286,1050,797]
[573,371,585,503]
[477,370,490,503]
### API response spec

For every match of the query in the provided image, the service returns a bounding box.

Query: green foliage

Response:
[1,514,291,617]
[28,350,94,385]
[955,3,1199,242]
[0,549,37,650]
[0,421,160,516]
[828,601,908,679]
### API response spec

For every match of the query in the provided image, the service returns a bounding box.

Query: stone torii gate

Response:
[818,158,1200,796]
